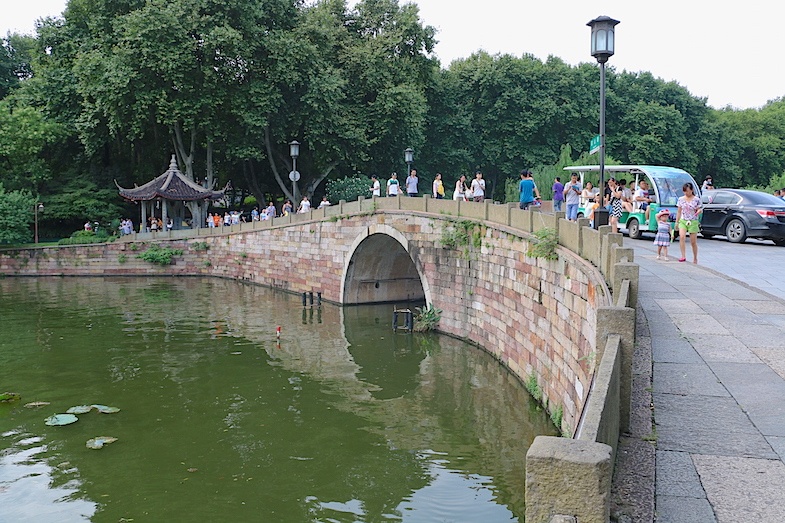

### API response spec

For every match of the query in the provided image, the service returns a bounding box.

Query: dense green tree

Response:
[3,0,785,235]
[256,0,437,203]
[0,99,65,192]
[0,33,36,98]
[0,184,35,243]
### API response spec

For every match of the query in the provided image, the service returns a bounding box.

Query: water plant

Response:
[413,303,442,332]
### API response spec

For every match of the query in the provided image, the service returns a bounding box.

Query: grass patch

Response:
[525,374,543,402]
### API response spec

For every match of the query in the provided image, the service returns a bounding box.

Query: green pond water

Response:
[0,277,557,522]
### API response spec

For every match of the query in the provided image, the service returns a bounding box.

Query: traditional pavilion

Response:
[117,155,224,230]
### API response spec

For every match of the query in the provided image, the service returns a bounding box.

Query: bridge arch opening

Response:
[341,226,429,305]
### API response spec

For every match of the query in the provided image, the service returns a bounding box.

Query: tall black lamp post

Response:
[404,147,414,177]
[587,15,619,228]
[34,202,44,244]
[289,140,301,202]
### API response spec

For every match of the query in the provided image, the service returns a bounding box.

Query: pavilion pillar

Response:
[141,201,147,233]
[161,199,168,232]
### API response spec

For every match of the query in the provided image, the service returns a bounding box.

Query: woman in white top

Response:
[297,196,311,214]
[452,175,467,200]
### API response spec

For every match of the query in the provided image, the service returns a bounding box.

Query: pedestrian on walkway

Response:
[608,178,624,233]
[405,169,419,197]
[369,175,381,197]
[552,176,565,212]
[471,171,486,202]
[563,172,582,221]
[432,173,445,199]
[518,169,540,210]
[676,182,702,263]
[387,173,400,196]
[453,175,467,201]
[653,209,673,260]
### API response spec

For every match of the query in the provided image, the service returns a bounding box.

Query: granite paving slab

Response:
[651,336,703,364]
[692,454,785,523]
[667,314,730,335]
[655,496,716,523]
[749,347,785,380]
[736,299,785,315]
[759,314,785,328]
[655,450,706,498]
[646,312,680,337]
[655,298,701,313]
[653,393,777,458]
[729,325,785,348]
[706,362,785,437]
[681,334,760,363]
[653,363,728,396]
[767,436,785,461]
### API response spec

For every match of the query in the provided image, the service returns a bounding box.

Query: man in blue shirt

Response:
[519,170,541,210]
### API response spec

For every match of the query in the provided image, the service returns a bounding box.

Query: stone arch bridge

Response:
[1,196,638,522]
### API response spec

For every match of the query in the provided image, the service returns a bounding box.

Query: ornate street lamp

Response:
[404,148,414,177]
[587,15,619,229]
[34,202,44,244]
[289,140,301,202]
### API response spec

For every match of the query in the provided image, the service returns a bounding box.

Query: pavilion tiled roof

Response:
[117,155,224,202]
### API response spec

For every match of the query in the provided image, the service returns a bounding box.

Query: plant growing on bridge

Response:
[528,228,559,260]
[137,245,183,265]
[441,220,483,258]
[413,303,442,332]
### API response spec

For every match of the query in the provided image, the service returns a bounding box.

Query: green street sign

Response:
[589,134,601,154]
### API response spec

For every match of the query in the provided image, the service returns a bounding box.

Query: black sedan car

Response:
[700,189,785,245]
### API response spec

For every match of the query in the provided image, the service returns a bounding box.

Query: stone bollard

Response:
[525,436,613,523]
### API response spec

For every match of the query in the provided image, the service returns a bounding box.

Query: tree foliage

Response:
[1,0,785,241]
[0,184,35,244]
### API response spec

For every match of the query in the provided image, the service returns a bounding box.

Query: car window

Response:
[705,191,738,205]
[743,191,785,205]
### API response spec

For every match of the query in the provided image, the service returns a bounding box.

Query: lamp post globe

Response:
[587,15,620,64]
[587,15,619,229]
[289,140,301,201]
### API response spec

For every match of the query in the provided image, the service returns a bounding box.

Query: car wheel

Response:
[627,218,641,239]
[725,219,747,243]
[774,239,785,247]
[701,232,714,239]
[577,212,584,219]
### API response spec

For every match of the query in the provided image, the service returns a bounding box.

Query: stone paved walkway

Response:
[630,240,785,523]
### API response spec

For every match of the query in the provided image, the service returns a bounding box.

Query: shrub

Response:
[528,228,559,260]
[136,245,183,265]
[326,175,373,203]
[57,229,114,245]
